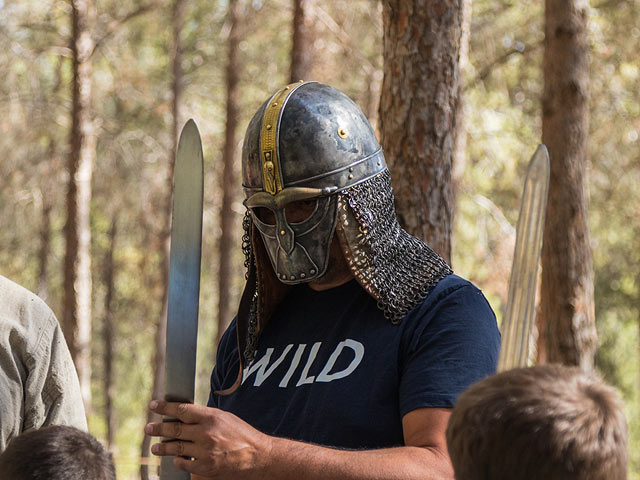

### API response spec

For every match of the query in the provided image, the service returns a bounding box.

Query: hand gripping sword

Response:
[497,145,550,372]
[161,119,204,479]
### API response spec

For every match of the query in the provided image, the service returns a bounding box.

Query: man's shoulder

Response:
[0,275,57,331]
[407,273,495,323]
[425,274,482,304]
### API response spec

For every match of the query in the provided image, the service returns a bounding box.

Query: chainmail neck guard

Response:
[336,170,453,323]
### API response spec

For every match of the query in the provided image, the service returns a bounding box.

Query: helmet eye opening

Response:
[251,206,276,226]
[285,199,318,224]
[249,198,318,227]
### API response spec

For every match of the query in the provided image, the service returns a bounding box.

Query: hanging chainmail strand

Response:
[244,292,259,362]
[241,211,252,277]
[241,211,259,363]
[339,170,453,323]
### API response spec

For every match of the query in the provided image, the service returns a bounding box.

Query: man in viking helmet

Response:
[147,82,500,479]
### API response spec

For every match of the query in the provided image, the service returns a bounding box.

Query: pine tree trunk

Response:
[63,0,95,410]
[290,0,316,83]
[103,217,117,449]
[39,61,64,303]
[538,0,597,370]
[140,1,185,478]
[363,68,382,134]
[379,0,462,263]
[216,0,241,346]
[38,201,51,301]
[38,140,55,301]
[451,0,472,208]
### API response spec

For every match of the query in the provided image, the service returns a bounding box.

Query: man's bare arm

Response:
[146,401,453,480]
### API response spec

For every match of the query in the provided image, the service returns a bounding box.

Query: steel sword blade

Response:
[161,119,204,480]
[497,144,550,372]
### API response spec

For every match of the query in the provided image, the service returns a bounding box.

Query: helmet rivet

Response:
[266,124,272,130]
[338,128,348,138]
[272,102,278,107]
[265,152,271,159]
[299,80,304,83]
[290,275,295,280]
[348,174,354,180]
[265,160,274,173]
[377,160,381,166]
[280,230,286,236]
[310,269,316,275]
[349,167,354,173]
[300,273,306,278]
[285,86,290,90]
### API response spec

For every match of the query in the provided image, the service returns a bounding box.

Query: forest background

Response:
[1,0,638,478]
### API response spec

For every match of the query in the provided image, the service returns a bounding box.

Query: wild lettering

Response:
[242,339,365,388]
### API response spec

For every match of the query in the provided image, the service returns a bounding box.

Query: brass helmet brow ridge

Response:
[259,81,307,195]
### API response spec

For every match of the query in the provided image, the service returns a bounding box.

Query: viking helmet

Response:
[217,82,452,395]
[242,81,386,284]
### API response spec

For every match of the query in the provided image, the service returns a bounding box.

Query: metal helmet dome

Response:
[241,81,386,285]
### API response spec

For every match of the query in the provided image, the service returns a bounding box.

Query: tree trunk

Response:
[103,217,117,449]
[38,200,51,302]
[140,1,185,478]
[216,0,241,346]
[39,61,64,302]
[538,0,596,370]
[363,68,382,134]
[290,0,316,83]
[379,0,462,263]
[63,0,95,410]
[38,141,55,301]
[451,0,472,208]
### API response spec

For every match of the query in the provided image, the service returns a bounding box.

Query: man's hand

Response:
[145,400,272,479]
[145,402,453,480]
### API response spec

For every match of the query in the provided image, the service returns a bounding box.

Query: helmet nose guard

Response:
[242,81,387,284]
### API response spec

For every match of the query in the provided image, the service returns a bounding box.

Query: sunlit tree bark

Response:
[37,139,56,301]
[216,0,242,346]
[452,0,472,208]
[102,217,117,449]
[538,0,597,370]
[290,0,316,83]
[379,0,462,263]
[63,0,96,410]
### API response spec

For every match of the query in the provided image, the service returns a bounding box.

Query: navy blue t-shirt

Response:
[208,274,499,449]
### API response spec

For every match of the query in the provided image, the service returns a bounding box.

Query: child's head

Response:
[0,425,116,480]
[446,364,628,480]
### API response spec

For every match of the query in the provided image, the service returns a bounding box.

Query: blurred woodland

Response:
[0,0,638,478]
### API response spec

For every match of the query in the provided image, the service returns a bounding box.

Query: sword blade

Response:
[161,119,204,480]
[497,144,550,372]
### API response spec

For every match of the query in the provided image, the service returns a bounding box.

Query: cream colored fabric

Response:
[0,275,87,452]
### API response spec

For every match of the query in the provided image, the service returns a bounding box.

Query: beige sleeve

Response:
[22,313,87,432]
